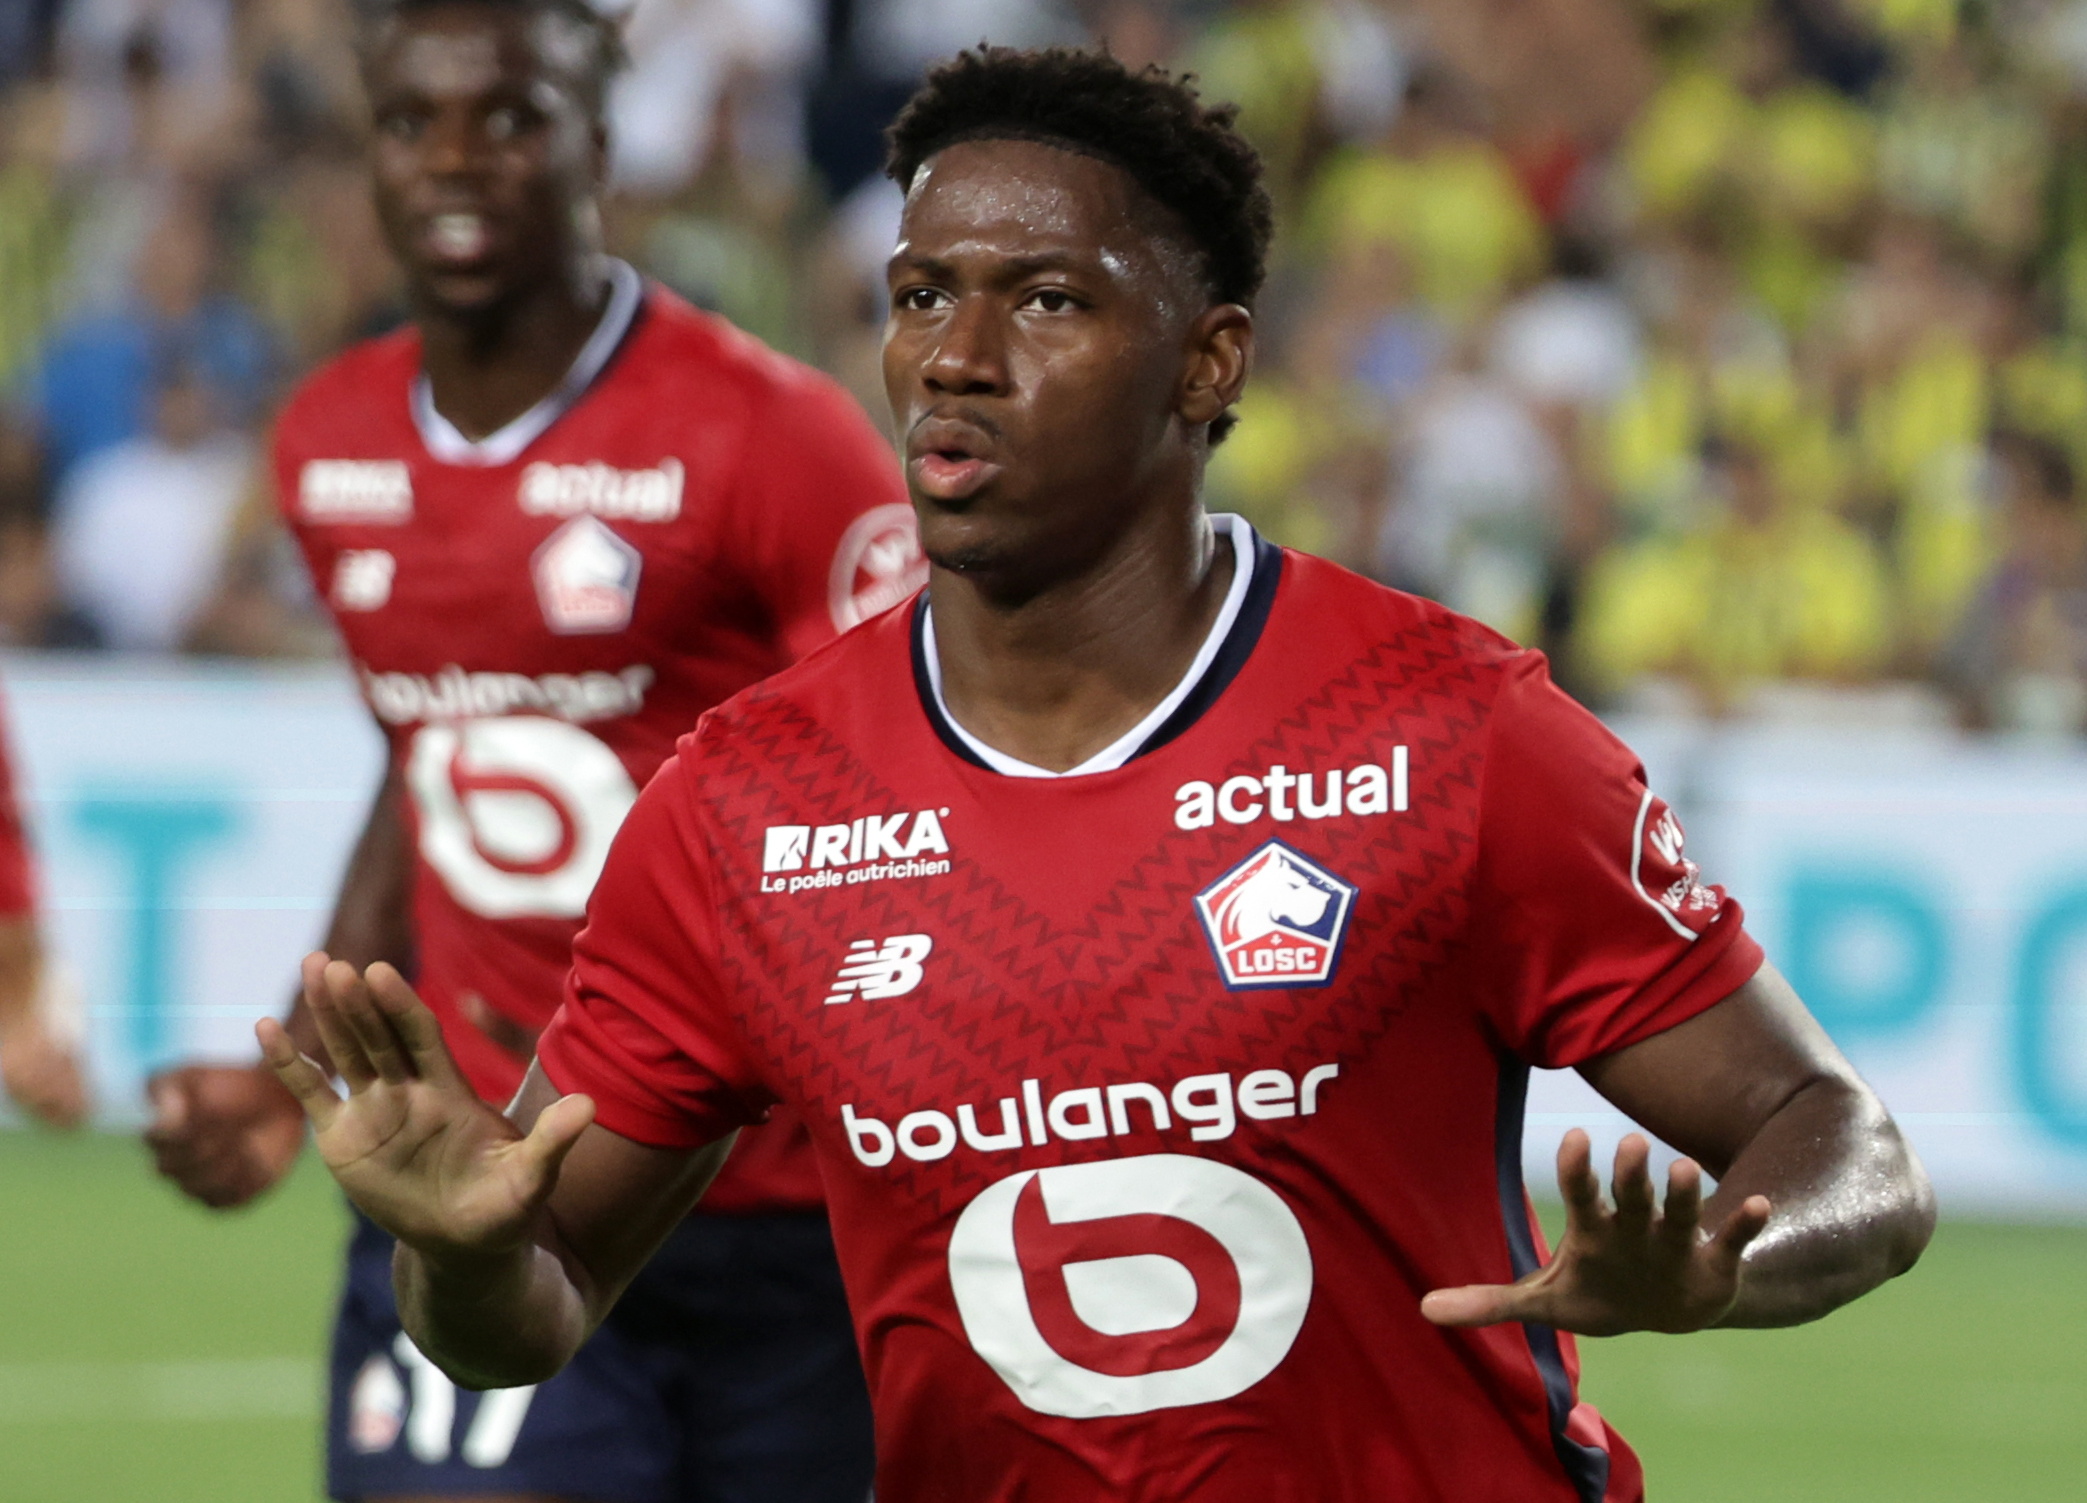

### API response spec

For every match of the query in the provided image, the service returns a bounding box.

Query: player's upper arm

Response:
[1470,653,1765,1067]
[1575,961,1868,1176]
[506,1061,735,1318]
[728,369,919,660]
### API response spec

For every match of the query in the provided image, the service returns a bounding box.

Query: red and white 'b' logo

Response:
[948,1154,1312,1418]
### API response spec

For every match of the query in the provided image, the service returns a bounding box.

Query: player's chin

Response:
[409,265,516,319]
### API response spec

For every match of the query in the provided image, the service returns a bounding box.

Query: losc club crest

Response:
[1194,841,1356,990]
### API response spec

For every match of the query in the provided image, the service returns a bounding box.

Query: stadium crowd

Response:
[2,0,2086,732]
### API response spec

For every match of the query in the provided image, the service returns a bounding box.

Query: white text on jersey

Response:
[841,1062,1340,1167]
[519,458,683,522]
[1174,748,1409,832]
[301,460,413,523]
[760,810,951,894]
[360,662,654,726]
[826,934,932,1004]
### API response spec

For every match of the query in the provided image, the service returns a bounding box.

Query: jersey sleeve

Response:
[724,368,917,662]
[0,696,38,918]
[535,750,768,1149]
[1470,654,1763,1068]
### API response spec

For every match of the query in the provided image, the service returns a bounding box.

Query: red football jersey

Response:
[538,519,1765,1501]
[0,692,37,920]
[276,265,920,1210]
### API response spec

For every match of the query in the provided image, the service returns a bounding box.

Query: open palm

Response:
[259,955,594,1262]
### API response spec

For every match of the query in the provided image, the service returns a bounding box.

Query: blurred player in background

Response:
[261,49,1934,1503]
[143,1,918,1499]
[0,696,86,1130]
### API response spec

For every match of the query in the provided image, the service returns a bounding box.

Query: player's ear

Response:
[1179,304,1253,434]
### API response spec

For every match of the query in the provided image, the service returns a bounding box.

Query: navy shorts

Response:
[326,1209,875,1502]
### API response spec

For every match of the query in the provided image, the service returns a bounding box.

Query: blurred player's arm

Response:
[147,763,414,1206]
[1425,963,1934,1336]
[261,960,726,1388]
[0,912,87,1128]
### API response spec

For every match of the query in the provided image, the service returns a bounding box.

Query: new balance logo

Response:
[825,934,931,1004]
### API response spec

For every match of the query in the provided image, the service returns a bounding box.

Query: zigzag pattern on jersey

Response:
[689,611,1518,1213]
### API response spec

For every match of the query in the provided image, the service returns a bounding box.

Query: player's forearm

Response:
[288,766,415,1065]
[0,915,41,1031]
[393,1234,595,1389]
[1704,1077,1934,1328]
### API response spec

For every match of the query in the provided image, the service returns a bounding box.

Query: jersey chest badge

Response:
[533,515,641,634]
[1194,841,1356,989]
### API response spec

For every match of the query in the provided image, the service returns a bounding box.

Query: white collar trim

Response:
[922,514,1256,779]
[410,258,643,467]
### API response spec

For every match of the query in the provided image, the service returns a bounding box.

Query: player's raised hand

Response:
[257,954,595,1263]
[1420,1129,1772,1337]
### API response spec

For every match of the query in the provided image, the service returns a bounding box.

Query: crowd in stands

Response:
[4,0,2087,735]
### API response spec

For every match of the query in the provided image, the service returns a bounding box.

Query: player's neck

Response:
[414,258,613,442]
[930,503,1233,773]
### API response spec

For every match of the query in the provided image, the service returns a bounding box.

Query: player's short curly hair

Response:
[885,47,1273,441]
[354,0,628,115]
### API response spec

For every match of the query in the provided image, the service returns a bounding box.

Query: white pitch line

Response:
[0,1358,320,1422]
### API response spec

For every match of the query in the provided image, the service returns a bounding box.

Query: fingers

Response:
[366,964,465,1091]
[1554,1128,1604,1227]
[1420,1282,1533,1329]
[257,1016,341,1132]
[512,1093,596,1194]
[143,1071,194,1145]
[302,953,375,1091]
[1660,1157,1705,1248]
[326,961,415,1086]
[1704,1194,1773,1276]
[1610,1134,1655,1230]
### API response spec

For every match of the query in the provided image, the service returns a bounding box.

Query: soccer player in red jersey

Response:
[142,2,914,1499]
[257,48,1936,1503]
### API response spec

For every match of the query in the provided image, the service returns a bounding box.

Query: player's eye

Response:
[1021,288,1081,314]
[894,287,950,313]
[377,110,425,142]
[485,106,526,141]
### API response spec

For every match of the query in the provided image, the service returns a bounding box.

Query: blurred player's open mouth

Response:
[909,418,1004,502]
[422,212,493,267]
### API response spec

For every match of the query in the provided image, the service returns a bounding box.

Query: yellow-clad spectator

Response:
[1578,435,1894,702]
[1305,69,1544,325]
[1941,430,2087,733]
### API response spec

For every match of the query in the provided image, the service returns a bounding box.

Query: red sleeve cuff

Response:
[1535,902,1767,1069]
[536,1006,738,1151]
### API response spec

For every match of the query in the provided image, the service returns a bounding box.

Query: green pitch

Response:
[1,1131,2080,1502]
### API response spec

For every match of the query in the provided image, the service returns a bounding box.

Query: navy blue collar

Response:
[910,522,1284,774]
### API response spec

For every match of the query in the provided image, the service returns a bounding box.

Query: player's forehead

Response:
[893,137,1200,301]
[365,2,578,104]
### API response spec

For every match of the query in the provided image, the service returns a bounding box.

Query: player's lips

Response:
[908,418,1004,502]
[911,451,1004,501]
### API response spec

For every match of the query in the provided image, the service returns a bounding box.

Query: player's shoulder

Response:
[626,284,861,419]
[1272,545,1540,691]
[274,324,420,453]
[672,599,916,770]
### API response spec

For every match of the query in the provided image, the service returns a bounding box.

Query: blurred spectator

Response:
[1374,337,1564,646]
[1577,432,1893,707]
[29,192,273,483]
[1942,429,2087,735]
[50,356,253,651]
[1305,66,1545,327]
